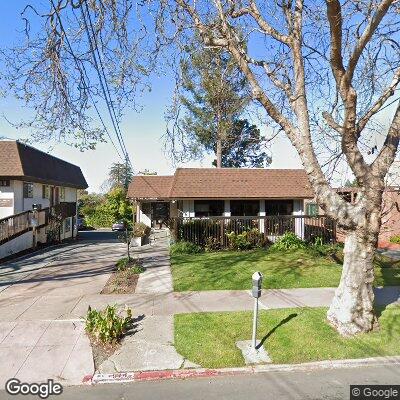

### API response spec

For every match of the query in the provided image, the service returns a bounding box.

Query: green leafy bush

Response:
[85,305,133,343]
[389,235,400,244]
[170,241,204,255]
[204,237,222,252]
[116,257,145,273]
[227,228,265,251]
[271,231,306,251]
[133,222,151,238]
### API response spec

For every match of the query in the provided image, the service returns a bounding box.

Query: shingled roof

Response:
[0,141,88,189]
[128,168,313,200]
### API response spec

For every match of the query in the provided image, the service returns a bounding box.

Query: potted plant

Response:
[132,222,151,246]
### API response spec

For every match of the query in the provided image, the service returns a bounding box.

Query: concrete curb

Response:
[87,356,400,385]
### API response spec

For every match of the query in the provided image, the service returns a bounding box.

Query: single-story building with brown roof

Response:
[127,168,314,230]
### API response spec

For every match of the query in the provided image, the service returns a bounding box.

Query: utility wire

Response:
[50,0,124,162]
[84,0,129,161]
[81,1,131,166]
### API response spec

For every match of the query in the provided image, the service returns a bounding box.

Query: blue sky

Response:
[0,1,303,192]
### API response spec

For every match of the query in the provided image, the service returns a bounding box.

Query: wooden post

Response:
[173,218,178,241]
[220,219,224,247]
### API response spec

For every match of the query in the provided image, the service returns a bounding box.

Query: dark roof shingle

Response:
[0,141,88,189]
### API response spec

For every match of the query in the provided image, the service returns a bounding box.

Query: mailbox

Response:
[252,271,263,298]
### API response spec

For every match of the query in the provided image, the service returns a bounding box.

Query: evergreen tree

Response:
[211,120,271,168]
[167,37,268,168]
[103,161,133,191]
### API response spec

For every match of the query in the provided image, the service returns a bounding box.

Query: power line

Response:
[50,0,125,162]
[81,1,131,166]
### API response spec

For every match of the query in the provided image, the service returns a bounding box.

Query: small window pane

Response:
[23,182,33,198]
[306,203,318,216]
[0,180,10,187]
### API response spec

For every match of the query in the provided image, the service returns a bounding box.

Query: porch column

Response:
[136,202,141,223]
[224,200,231,217]
[259,200,265,233]
[293,199,305,239]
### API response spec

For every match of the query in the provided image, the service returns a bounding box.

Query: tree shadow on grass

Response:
[257,312,298,349]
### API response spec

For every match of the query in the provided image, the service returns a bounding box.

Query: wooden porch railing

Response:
[0,202,77,245]
[172,215,336,248]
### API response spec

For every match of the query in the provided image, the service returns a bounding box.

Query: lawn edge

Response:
[88,355,400,385]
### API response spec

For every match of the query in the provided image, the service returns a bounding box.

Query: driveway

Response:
[0,230,126,386]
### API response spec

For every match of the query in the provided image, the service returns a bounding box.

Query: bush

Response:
[85,305,133,343]
[271,231,306,251]
[116,257,145,273]
[133,222,151,238]
[389,235,400,244]
[227,228,265,251]
[170,241,203,255]
[204,237,222,252]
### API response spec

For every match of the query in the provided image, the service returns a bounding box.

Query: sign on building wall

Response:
[0,199,13,208]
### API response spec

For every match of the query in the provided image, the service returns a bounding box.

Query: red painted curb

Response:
[82,374,94,384]
[133,368,247,382]
[90,367,253,384]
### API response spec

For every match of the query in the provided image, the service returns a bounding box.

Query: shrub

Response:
[170,241,203,255]
[227,231,252,250]
[85,305,133,343]
[133,222,151,238]
[204,237,222,252]
[116,257,145,273]
[227,228,265,251]
[389,235,400,244]
[271,231,306,251]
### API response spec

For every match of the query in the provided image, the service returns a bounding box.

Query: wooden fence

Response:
[0,202,77,245]
[172,215,336,248]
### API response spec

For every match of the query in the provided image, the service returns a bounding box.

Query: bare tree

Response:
[4,0,400,336]
[163,0,400,336]
[1,0,150,149]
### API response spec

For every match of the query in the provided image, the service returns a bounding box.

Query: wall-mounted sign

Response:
[0,199,13,208]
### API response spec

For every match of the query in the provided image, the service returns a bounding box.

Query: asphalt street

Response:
[0,364,399,400]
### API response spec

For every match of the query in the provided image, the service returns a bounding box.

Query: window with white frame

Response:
[23,182,33,198]
[42,185,50,199]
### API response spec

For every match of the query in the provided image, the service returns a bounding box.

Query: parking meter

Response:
[252,271,263,298]
[251,271,263,349]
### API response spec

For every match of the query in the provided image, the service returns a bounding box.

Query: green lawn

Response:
[174,306,400,368]
[171,248,400,291]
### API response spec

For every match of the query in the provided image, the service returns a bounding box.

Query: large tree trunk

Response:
[216,137,222,168]
[327,228,379,336]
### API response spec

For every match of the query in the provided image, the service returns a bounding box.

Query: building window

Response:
[265,200,293,216]
[306,202,318,216]
[23,182,33,199]
[60,187,66,201]
[0,180,10,187]
[42,185,50,199]
[337,191,352,203]
[194,200,224,217]
[230,200,260,216]
[65,218,71,233]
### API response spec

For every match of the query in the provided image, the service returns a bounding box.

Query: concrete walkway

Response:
[134,236,173,294]
[0,231,125,387]
[0,320,92,386]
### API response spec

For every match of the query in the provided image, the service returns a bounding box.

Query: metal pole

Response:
[252,296,259,349]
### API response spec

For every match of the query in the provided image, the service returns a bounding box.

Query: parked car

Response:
[112,221,126,231]
[77,217,86,231]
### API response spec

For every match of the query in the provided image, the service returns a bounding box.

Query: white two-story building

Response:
[0,140,88,259]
